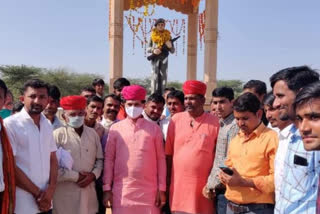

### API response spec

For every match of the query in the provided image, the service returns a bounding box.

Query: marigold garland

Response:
[151,28,171,48]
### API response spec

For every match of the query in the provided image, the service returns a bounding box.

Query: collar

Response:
[187,111,206,122]
[142,111,159,123]
[220,113,234,127]
[20,107,46,123]
[238,122,266,141]
[125,115,145,126]
[279,123,294,139]
[101,117,117,124]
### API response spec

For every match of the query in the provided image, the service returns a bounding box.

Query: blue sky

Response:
[1,0,320,86]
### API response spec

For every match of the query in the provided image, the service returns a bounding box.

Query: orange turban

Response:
[122,85,147,101]
[182,80,207,95]
[60,95,86,110]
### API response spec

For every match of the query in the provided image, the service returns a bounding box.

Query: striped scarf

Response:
[0,118,15,214]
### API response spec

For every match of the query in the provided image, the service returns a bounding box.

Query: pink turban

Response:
[122,85,147,101]
[60,95,87,110]
[182,80,207,95]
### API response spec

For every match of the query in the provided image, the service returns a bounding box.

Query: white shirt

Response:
[160,117,170,140]
[274,124,293,202]
[4,107,57,214]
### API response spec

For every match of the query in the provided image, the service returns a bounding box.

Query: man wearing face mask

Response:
[103,85,166,214]
[53,95,103,214]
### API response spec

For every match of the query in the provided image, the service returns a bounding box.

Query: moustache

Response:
[31,104,43,109]
[107,110,118,114]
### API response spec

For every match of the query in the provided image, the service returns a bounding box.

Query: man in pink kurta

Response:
[103,85,167,214]
[166,80,219,214]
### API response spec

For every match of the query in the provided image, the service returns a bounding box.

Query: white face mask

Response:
[67,116,84,128]
[125,106,143,119]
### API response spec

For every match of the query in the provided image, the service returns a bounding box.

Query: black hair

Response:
[92,78,105,86]
[233,92,261,114]
[48,85,61,101]
[270,66,319,92]
[20,79,49,95]
[147,93,165,105]
[113,78,130,90]
[294,81,320,111]
[262,92,275,106]
[104,94,121,103]
[12,101,24,114]
[81,86,96,94]
[155,18,166,27]
[243,80,267,96]
[86,95,104,106]
[164,87,176,93]
[212,87,234,101]
[0,79,8,97]
[167,90,184,104]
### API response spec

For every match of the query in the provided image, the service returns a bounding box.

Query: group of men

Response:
[1,65,320,214]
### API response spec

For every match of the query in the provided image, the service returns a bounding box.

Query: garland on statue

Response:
[199,9,206,50]
[151,28,171,48]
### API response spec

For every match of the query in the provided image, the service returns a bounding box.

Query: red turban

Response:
[122,85,146,101]
[60,95,86,110]
[182,80,207,95]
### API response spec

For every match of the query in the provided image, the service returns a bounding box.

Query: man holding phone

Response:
[203,87,238,214]
[219,93,278,214]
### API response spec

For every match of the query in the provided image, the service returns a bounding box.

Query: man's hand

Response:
[219,168,244,187]
[103,191,113,208]
[155,190,166,208]
[153,49,161,55]
[202,186,215,200]
[36,190,51,212]
[77,172,96,188]
[165,41,173,49]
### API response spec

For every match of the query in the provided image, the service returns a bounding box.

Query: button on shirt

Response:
[4,108,57,214]
[206,113,239,190]
[275,125,320,214]
[274,124,293,202]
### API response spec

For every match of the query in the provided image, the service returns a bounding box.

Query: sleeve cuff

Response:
[103,184,111,191]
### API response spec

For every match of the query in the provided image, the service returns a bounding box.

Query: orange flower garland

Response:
[151,28,171,48]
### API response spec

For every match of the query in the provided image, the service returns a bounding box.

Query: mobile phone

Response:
[219,166,234,176]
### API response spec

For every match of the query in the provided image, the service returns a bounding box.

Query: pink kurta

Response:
[103,117,166,214]
[166,111,219,214]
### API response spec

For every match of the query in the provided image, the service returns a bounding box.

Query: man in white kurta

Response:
[5,79,58,214]
[53,95,103,214]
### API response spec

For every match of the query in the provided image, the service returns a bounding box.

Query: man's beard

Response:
[29,104,44,115]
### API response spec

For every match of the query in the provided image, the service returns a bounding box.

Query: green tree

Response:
[0,65,42,98]
[128,77,151,94]
[167,81,182,90]
[217,80,243,97]
[0,65,108,99]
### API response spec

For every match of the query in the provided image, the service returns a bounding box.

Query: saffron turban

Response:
[60,95,86,110]
[182,80,207,96]
[122,85,146,101]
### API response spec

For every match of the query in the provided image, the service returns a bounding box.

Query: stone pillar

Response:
[187,12,198,80]
[109,0,124,93]
[204,0,218,99]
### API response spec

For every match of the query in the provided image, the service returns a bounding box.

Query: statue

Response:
[147,18,178,94]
